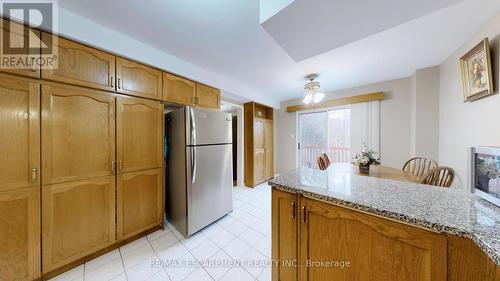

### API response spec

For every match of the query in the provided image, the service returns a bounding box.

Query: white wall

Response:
[439,12,500,190]
[276,77,414,174]
[412,66,440,160]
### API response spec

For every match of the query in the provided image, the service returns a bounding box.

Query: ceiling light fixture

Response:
[303,74,324,104]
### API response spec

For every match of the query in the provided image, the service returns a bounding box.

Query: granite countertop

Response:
[268,163,500,266]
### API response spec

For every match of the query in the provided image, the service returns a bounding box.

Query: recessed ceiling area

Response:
[58,0,500,107]
[261,0,463,61]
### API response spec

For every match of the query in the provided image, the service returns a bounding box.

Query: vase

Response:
[359,164,370,174]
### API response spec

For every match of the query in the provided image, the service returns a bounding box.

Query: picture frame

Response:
[460,38,494,102]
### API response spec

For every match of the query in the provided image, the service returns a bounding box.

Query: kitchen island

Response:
[269,163,500,281]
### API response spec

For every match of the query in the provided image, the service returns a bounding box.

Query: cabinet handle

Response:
[117,78,121,89]
[291,201,295,219]
[301,206,306,223]
[111,161,116,172]
[118,161,123,171]
[31,168,37,182]
[111,77,115,88]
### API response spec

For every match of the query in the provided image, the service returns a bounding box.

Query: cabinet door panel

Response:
[0,75,40,192]
[265,150,274,179]
[0,19,40,78]
[117,168,163,241]
[163,72,195,105]
[265,120,274,179]
[41,35,115,91]
[116,58,162,100]
[196,83,220,109]
[42,84,115,185]
[300,199,447,281]
[254,119,265,150]
[0,187,40,281]
[116,95,163,174]
[254,150,265,184]
[42,176,115,272]
[272,189,298,281]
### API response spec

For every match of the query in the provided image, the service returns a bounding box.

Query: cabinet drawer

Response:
[116,57,162,100]
[41,35,115,91]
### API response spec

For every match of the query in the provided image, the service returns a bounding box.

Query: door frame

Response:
[220,100,245,187]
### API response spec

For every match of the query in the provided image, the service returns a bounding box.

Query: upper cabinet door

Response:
[162,72,195,106]
[0,75,40,192]
[0,19,40,78]
[116,58,162,100]
[41,34,116,92]
[196,83,220,110]
[41,84,116,185]
[116,95,163,174]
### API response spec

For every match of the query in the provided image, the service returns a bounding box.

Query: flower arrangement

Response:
[352,144,380,173]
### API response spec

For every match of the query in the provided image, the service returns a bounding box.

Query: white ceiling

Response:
[262,0,462,61]
[59,0,500,107]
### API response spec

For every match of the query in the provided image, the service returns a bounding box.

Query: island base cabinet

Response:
[272,189,298,281]
[299,197,447,281]
[0,187,40,281]
[117,168,163,241]
[42,176,116,273]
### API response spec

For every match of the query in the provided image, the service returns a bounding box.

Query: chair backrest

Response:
[317,153,331,170]
[419,166,455,188]
[402,157,438,178]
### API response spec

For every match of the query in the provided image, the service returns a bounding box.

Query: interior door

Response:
[0,75,40,192]
[116,95,164,174]
[186,144,233,235]
[41,84,116,185]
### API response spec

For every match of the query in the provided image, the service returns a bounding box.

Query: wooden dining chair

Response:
[419,166,455,188]
[317,153,331,170]
[402,157,438,178]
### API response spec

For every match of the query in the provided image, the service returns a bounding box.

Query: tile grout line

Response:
[118,247,130,281]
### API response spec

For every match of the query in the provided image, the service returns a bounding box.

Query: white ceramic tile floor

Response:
[49,183,272,281]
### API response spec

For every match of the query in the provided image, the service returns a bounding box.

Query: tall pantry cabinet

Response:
[244,102,274,187]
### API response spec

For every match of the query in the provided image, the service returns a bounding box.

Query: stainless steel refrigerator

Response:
[166,106,233,237]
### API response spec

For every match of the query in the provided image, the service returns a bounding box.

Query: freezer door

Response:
[186,144,233,235]
[186,107,232,146]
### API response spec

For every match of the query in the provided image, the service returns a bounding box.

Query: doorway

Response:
[221,100,245,187]
[232,116,237,186]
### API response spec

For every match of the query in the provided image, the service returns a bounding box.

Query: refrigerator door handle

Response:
[189,107,196,145]
[190,147,197,184]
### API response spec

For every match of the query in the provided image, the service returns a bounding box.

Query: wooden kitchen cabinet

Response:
[272,189,298,281]
[116,57,162,100]
[41,34,115,91]
[0,187,40,281]
[299,197,447,281]
[41,84,116,185]
[116,95,163,174]
[196,83,220,109]
[244,102,274,187]
[0,19,40,78]
[42,176,116,273]
[0,74,40,192]
[117,168,163,241]
[163,72,196,105]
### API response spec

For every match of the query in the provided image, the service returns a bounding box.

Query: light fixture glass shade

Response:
[313,92,324,103]
[303,93,313,104]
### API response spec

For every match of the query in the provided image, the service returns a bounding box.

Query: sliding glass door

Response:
[298,107,351,168]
